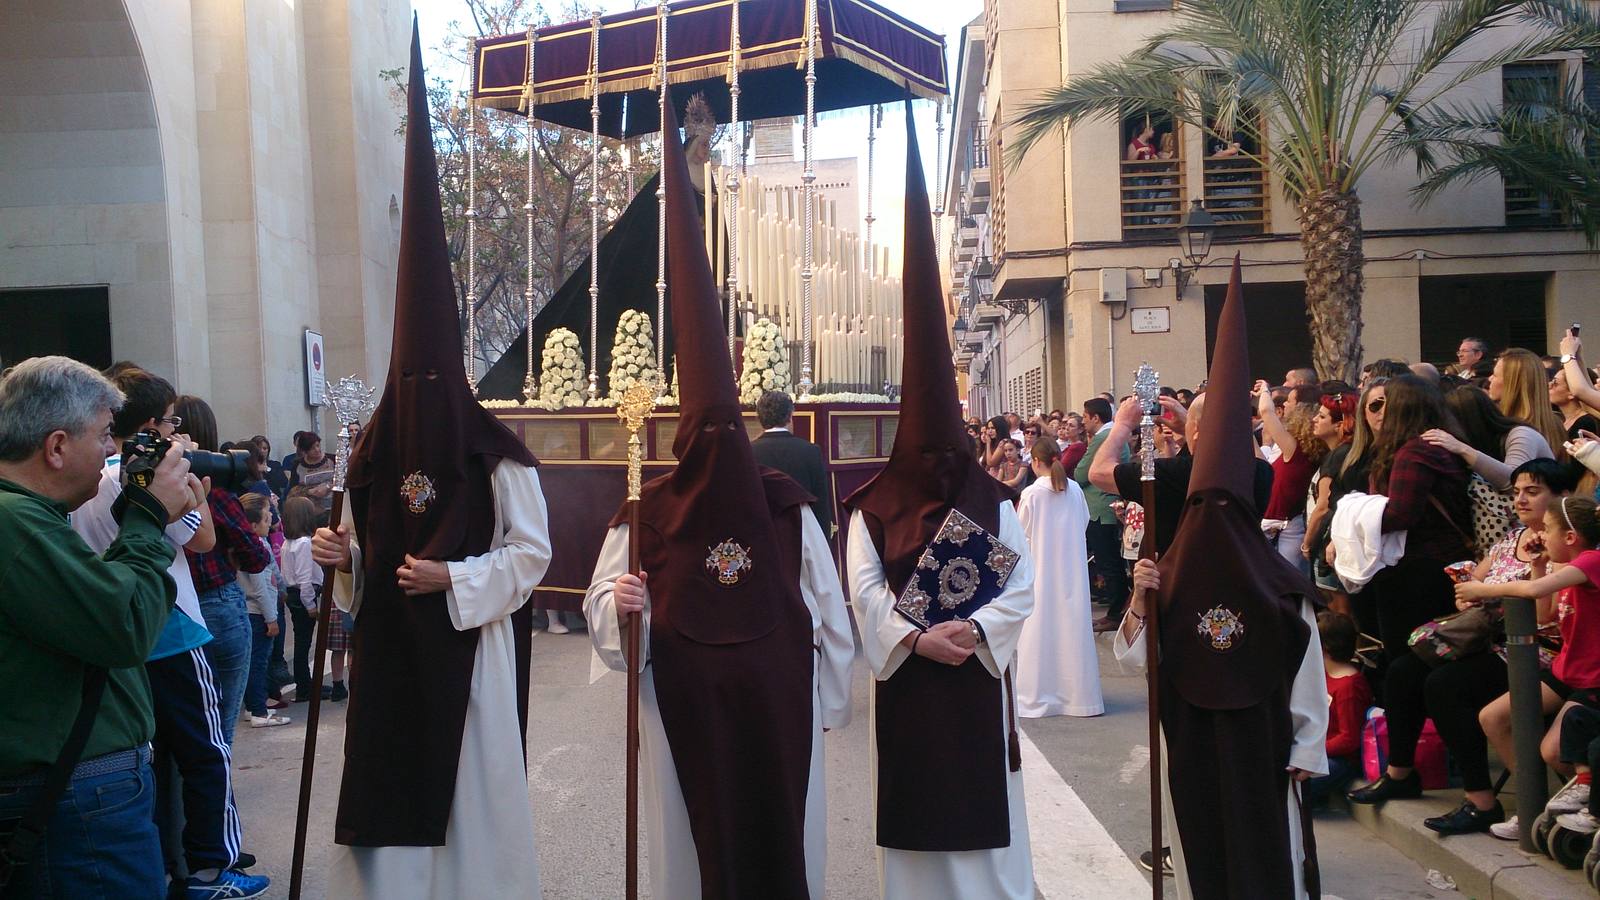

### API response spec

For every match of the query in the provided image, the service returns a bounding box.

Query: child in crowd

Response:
[237,493,290,727]
[1554,704,1600,834]
[1307,611,1372,805]
[1458,496,1600,828]
[282,495,348,702]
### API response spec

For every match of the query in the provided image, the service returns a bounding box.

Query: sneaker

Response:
[186,869,269,899]
[1424,799,1505,835]
[248,712,291,728]
[330,682,348,702]
[1137,847,1174,876]
[1556,809,1600,834]
[548,619,570,635]
[1548,780,1592,815]
[1489,816,1520,840]
[1347,770,1423,805]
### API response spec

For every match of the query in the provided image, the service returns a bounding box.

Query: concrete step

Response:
[1345,791,1592,899]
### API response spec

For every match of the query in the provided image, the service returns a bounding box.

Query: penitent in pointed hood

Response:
[1187,256,1255,502]
[844,101,1013,593]
[624,94,808,646]
[346,19,537,561]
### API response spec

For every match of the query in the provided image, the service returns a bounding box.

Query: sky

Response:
[411,0,984,252]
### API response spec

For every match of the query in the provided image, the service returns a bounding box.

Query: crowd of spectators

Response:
[970,327,1600,844]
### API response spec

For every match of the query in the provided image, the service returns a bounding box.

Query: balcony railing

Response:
[1119,158,1184,237]
[1505,182,1565,228]
[970,123,990,171]
[1201,156,1268,235]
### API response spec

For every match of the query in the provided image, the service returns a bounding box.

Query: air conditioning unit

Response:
[1100,267,1128,304]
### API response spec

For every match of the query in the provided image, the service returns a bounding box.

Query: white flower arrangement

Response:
[606,310,662,402]
[738,318,790,404]
[478,398,525,409]
[533,327,587,410]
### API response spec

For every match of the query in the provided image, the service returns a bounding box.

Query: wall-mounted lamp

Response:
[1168,200,1217,301]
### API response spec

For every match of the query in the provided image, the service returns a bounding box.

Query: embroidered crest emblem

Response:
[1197,606,1245,652]
[704,539,753,586]
[938,558,981,609]
[399,472,435,515]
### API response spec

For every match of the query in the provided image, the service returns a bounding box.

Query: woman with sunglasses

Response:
[1347,375,1474,807]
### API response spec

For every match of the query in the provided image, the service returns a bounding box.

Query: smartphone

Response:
[1574,323,1582,336]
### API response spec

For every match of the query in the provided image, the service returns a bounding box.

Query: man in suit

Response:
[753,391,834,537]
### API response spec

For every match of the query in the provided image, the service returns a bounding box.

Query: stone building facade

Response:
[1,0,408,440]
[947,0,1600,418]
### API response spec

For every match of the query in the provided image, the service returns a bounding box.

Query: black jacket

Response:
[751,429,833,537]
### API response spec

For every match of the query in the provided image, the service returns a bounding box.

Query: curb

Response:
[1345,793,1589,898]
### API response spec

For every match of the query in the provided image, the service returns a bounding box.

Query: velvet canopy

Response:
[472,0,947,137]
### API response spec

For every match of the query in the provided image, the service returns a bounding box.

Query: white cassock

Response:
[585,506,855,900]
[1015,478,1103,718]
[326,461,553,899]
[846,502,1036,900]
[1112,599,1327,900]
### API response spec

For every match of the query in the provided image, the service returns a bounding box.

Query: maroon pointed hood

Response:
[626,95,807,645]
[346,19,536,560]
[1188,256,1254,502]
[844,101,1013,592]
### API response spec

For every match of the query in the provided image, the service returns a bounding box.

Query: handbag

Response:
[1408,606,1497,667]
[1467,473,1516,554]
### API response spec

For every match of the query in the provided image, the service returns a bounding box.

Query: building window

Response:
[1120,110,1183,238]
[1024,367,1043,416]
[1503,61,1565,228]
[1202,111,1269,236]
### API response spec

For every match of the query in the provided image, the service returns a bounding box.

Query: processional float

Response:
[466,2,947,896]
[468,0,948,403]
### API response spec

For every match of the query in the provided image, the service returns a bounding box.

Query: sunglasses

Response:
[1367,399,1386,414]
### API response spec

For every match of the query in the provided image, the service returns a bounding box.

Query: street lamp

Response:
[972,254,995,303]
[1168,200,1218,301]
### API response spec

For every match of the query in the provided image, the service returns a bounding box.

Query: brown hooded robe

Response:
[1153,258,1320,898]
[608,95,816,899]
[336,21,540,848]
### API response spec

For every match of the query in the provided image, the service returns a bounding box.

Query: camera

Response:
[122,431,250,491]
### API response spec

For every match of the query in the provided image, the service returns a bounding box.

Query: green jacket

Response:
[0,478,175,776]
[1075,426,1128,525]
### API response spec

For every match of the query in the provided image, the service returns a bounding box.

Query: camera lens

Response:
[183,448,251,490]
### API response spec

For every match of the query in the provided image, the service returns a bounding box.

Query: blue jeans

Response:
[244,614,273,718]
[0,754,165,899]
[196,581,250,745]
[1306,754,1362,807]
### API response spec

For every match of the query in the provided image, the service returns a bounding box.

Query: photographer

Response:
[0,356,203,899]
[69,366,269,897]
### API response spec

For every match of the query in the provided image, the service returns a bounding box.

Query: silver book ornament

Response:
[326,375,377,492]
[1133,362,1160,481]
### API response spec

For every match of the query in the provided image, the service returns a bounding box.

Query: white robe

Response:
[326,461,553,900]
[584,507,855,900]
[846,503,1037,900]
[1112,598,1328,900]
[1015,479,1103,718]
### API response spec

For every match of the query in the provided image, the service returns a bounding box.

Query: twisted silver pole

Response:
[587,9,603,402]
[933,97,946,268]
[523,25,538,404]
[725,0,742,361]
[655,0,669,380]
[797,0,817,399]
[466,73,479,391]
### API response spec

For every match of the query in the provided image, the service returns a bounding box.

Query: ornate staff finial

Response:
[1133,362,1160,481]
[327,375,378,492]
[616,377,660,502]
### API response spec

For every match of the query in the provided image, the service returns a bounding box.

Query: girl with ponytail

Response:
[1014,437,1103,718]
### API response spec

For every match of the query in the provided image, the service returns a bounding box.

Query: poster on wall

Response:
[305,329,326,407]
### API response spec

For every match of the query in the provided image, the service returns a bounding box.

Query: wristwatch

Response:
[966,619,985,646]
[1563,354,1577,365]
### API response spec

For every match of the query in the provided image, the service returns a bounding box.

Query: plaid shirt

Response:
[187,488,271,594]
[1379,439,1473,562]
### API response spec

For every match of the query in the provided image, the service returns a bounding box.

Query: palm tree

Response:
[1011,0,1600,382]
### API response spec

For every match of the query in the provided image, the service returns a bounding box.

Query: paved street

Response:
[233,616,1455,899]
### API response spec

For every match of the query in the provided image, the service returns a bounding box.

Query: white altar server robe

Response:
[1112,598,1328,900]
[846,501,1037,900]
[1015,477,1103,717]
[585,506,854,900]
[326,461,552,900]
